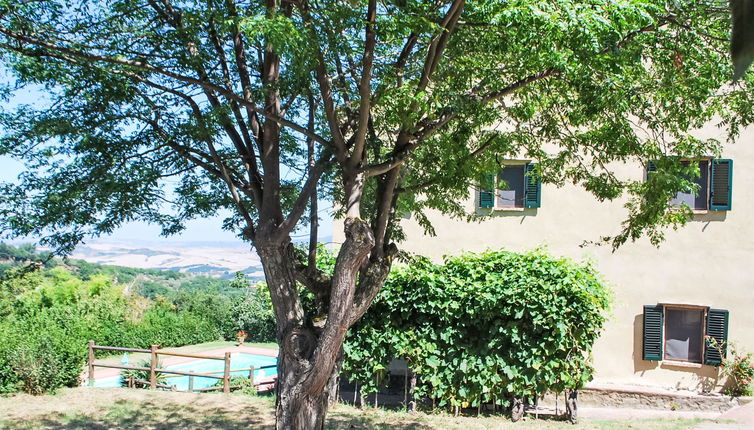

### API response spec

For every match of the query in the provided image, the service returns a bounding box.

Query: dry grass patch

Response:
[0,388,707,430]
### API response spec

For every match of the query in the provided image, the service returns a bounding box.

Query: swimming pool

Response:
[93,352,278,391]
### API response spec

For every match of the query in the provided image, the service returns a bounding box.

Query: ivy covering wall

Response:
[342,250,612,409]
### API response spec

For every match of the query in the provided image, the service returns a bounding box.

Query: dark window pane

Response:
[664,308,704,362]
[671,161,709,210]
[694,160,709,210]
[498,165,525,207]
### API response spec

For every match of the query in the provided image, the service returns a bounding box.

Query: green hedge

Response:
[343,249,612,408]
[0,267,228,394]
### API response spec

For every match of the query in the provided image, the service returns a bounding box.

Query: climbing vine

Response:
[342,249,612,409]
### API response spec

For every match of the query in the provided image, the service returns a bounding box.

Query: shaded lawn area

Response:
[0,388,709,430]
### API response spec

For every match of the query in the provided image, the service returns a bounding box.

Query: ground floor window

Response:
[664,307,704,363]
[642,305,729,366]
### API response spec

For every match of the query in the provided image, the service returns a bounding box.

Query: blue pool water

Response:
[93,352,278,391]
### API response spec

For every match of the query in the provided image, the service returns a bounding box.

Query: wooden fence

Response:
[87,341,276,393]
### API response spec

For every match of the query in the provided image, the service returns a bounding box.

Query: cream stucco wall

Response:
[333,124,754,391]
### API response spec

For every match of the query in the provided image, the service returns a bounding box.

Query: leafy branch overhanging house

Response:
[334,123,751,396]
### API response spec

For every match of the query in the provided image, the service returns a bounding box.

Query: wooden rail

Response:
[87,341,277,394]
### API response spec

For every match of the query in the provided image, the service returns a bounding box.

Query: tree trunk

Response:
[256,218,383,430]
[274,348,346,428]
[565,389,578,424]
[511,397,524,422]
[408,372,417,413]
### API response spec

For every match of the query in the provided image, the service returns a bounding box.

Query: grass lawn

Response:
[0,387,712,430]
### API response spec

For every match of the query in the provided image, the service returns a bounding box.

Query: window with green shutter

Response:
[704,309,730,366]
[642,305,729,366]
[524,163,541,208]
[643,305,664,361]
[646,158,733,211]
[710,159,733,211]
[478,162,541,209]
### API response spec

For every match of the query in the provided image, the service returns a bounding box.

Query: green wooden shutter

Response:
[524,163,541,208]
[704,309,729,366]
[646,161,657,180]
[643,305,664,361]
[479,174,495,208]
[710,159,733,211]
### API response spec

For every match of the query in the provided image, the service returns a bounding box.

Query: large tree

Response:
[0,0,751,428]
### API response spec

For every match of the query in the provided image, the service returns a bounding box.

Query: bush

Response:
[0,264,229,395]
[343,249,612,408]
[212,375,257,395]
[708,338,754,396]
[231,285,276,343]
[9,341,64,395]
[120,359,167,389]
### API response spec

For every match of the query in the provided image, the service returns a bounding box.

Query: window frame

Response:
[478,161,540,210]
[643,303,729,367]
[670,159,711,212]
[646,157,732,213]
[661,304,707,365]
[496,162,528,209]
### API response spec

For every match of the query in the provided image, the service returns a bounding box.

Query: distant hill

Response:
[0,242,263,299]
[70,240,265,280]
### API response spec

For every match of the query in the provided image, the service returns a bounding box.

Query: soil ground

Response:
[0,387,729,430]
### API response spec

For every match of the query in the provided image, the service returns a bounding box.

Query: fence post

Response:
[189,371,195,393]
[150,344,158,389]
[129,375,135,388]
[87,340,95,386]
[249,366,255,387]
[223,352,231,394]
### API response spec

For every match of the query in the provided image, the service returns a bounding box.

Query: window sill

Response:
[668,208,709,215]
[493,207,526,212]
[661,360,703,369]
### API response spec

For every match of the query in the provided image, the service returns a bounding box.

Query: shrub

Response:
[212,375,258,395]
[120,359,167,389]
[231,285,276,343]
[343,249,612,408]
[708,338,754,396]
[9,341,64,395]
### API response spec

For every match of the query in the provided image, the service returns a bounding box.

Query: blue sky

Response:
[0,80,333,246]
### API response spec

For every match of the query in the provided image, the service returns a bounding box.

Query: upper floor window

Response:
[670,160,709,210]
[647,158,732,211]
[478,163,541,209]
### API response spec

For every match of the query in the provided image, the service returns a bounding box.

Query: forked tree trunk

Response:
[256,218,386,430]
[259,244,334,430]
[275,353,341,430]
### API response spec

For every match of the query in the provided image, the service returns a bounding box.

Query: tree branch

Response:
[276,153,330,237]
[304,217,373,396]
[0,27,332,147]
[396,133,499,193]
[417,0,465,92]
[296,1,348,162]
[348,0,377,170]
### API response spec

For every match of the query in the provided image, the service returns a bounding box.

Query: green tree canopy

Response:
[0,1,751,428]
